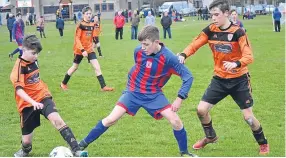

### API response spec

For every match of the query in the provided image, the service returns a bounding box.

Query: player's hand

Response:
[177,53,186,64]
[171,97,183,112]
[82,51,88,57]
[223,61,237,71]
[32,101,44,110]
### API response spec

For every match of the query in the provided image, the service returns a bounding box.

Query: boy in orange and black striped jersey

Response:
[178,0,269,155]
[93,15,103,57]
[10,35,88,157]
[60,6,113,91]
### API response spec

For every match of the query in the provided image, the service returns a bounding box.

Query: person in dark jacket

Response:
[56,16,65,37]
[161,11,172,39]
[73,14,77,24]
[7,14,16,42]
[273,7,282,32]
[131,11,140,40]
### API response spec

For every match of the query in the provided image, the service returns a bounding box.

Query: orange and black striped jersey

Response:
[10,57,51,113]
[183,23,253,79]
[93,23,101,37]
[73,20,96,55]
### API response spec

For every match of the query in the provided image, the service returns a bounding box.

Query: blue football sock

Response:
[84,120,109,144]
[11,48,19,56]
[19,49,23,56]
[173,127,188,153]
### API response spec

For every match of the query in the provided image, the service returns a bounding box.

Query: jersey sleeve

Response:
[74,24,84,51]
[168,53,193,99]
[236,29,254,67]
[10,62,25,90]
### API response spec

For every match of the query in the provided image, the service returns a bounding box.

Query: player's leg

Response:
[94,37,103,56]
[79,104,127,149]
[230,74,269,155]
[61,55,82,90]
[142,94,195,156]
[14,133,33,157]
[89,54,114,91]
[79,91,139,150]
[15,107,41,157]
[193,77,228,150]
[9,39,22,58]
[160,108,196,157]
[42,28,46,38]
[41,98,88,157]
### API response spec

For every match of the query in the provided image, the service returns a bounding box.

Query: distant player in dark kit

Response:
[10,35,88,157]
[60,6,114,91]
[178,0,269,155]
[9,13,24,60]
[79,25,197,157]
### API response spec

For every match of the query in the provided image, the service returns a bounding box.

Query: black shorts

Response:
[20,97,57,135]
[73,52,97,64]
[202,73,253,109]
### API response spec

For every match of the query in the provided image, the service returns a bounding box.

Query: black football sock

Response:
[62,74,71,85]
[202,120,217,139]
[97,75,106,88]
[59,126,80,152]
[252,126,268,145]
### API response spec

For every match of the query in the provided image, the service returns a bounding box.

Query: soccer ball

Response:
[49,146,73,157]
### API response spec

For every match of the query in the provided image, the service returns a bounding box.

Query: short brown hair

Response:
[82,6,92,14]
[23,35,42,53]
[138,25,159,42]
[209,0,229,13]
[230,9,237,14]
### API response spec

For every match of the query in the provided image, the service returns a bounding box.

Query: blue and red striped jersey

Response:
[12,19,25,40]
[126,43,193,99]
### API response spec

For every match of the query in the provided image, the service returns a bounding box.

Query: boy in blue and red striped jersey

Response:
[78,25,196,157]
[9,13,25,59]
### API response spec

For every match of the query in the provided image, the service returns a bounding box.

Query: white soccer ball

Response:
[49,146,73,157]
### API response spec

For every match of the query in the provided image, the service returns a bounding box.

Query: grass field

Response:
[0,15,285,157]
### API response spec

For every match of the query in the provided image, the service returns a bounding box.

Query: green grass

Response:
[0,15,284,157]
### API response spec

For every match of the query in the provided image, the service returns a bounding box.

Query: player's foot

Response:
[259,144,269,155]
[60,83,68,90]
[180,151,198,157]
[99,55,104,57]
[101,86,114,91]
[9,54,13,60]
[14,149,29,157]
[78,140,88,150]
[74,150,88,157]
[193,136,218,150]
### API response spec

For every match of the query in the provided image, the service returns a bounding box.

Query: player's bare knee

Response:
[244,116,254,127]
[103,117,117,127]
[197,107,208,117]
[170,118,183,130]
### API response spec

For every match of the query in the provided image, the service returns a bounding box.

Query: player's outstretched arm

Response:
[178,28,209,64]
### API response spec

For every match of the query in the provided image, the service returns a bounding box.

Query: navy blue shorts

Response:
[116,91,171,120]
